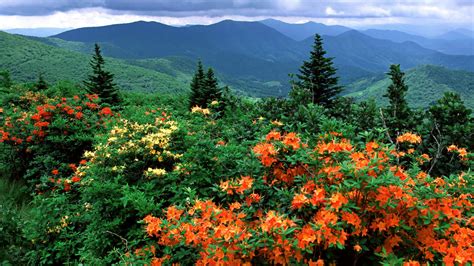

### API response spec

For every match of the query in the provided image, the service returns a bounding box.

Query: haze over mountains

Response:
[1,19,473,105]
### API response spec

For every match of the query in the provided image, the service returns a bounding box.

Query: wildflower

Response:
[52,169,59,175]
[75,112,83,119]
[266,130,281,141]
[271,120,283,126]
[99,107,113,116]
[354,244,362,252]
[210,100,219,105]
[447,144,458,152]
[396,132,421,144]
[71,176,81,183]
[283,132,301,150]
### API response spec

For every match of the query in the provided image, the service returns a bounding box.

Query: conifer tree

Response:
[203,67,222,105]
[383,64,412,132]
[35,73,48,91]
[292,34,342,107]
[84,43,120,105]
[0,70,13,89]
[189,60,206,109]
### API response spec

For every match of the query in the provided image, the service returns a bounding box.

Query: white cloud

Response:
[325,7,345,16]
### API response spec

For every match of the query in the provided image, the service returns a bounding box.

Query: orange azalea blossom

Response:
[219,176,253,195]
[141,132,473,265]
[282,132,301,150]
[266,130,281,141]
[253,142,277,166]
[396,132,422,144]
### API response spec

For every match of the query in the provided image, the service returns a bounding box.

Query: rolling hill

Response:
[344,65,474,109]
[0,31,187,93]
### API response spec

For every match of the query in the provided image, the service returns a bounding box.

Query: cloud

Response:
[0,0,472,29]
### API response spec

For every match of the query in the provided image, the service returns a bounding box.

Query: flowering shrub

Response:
[0,92,115,185]
[24,111,184,264]
[141,131,473,265]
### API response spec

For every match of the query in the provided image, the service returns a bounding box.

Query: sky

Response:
[0,0,473,33]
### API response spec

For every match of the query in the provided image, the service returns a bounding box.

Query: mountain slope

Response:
[52,20,474,97]
[306,30,474,73]
[260,19,351,41]
[344,65,474,109]
[362,29,474,55]
[0,31,187,93]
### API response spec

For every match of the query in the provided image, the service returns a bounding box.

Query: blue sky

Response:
[0,0,472,31]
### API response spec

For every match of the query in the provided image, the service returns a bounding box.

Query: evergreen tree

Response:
[189,60,206,109]
[423,92,473,176]
[84,43,120,105]
[203,68,222,105]
[0,70,13,89]
[383,64,412,133]
[35,73,48,91]
[292,34,342,107]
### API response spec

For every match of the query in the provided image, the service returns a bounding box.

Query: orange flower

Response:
[99,107,113,116]
[447,144,458,152]
[52,169,59,175]
[71,176,81,183]
[283,132,301,150]
[266,130,281,141]
[396,133,421,144]
[329,193,348,211]
[353,244,362,252]
[291,193,309,209]
[253,143,277,166]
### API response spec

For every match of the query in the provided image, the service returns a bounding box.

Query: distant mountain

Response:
[259,19,351,41]
[437,29,474,40]
[4,28,71,37]
[2,20,471,98]
[52,20,474,96]
[362,29,474,55]
[0,31,187,93]
[303,30,474,73]
[344,65,474,109]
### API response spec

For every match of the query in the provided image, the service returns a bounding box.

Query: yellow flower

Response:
[145,168,167,178]
[271,120,283,126]
[210,100,219,105]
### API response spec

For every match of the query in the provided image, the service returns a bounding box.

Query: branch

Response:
[379,108,394,145]
[105,230,129,252]
[428,122,443,175]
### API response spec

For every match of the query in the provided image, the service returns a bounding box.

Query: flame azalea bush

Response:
[140,131,473,265]
[0,91,115,186]
[23,111,185,265]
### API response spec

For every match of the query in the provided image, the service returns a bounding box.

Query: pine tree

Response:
[383,64,412,132]
[203,68,222,105]
[35,73,48,91]
[292,34,342,107]
[84,43,120,105]
[0,70,13,89]
[189,60,206,109]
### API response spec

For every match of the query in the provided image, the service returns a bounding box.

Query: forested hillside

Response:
[0,31,187,93]
[345,65,474,109]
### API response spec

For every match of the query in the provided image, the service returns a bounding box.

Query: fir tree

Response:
[35,73,48,91]
[383,64,412,132]
[292,34,342,107]
[189,60,206,109]
[203,67,222,105]
[0,70,13,89]
[84,43,120,105]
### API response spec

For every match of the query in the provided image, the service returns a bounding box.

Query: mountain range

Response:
[1,19,473,106]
